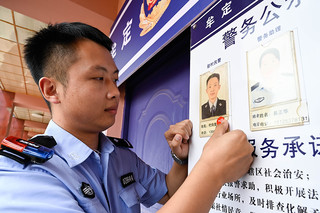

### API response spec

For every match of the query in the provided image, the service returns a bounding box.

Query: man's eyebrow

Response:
[93,65,119,74]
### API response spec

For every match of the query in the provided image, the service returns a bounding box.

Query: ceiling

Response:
[0,1,122,136]
[0,5,51,135]
[69,0,119,20]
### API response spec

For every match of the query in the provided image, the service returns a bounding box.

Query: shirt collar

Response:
[100,133,115,154]
[209,98,218,108]
[44,120,94,168]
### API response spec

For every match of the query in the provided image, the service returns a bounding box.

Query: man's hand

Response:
[159,119,253,211]
[159,119,253,212]
[201,119,254,183]
[159,119,193,204]
[164,119,193,161]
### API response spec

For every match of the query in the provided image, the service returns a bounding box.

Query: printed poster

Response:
[189,0,320,212]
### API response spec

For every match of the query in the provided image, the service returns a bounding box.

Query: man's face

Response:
[54,39,120,134]
[206,77,221,103]
[260,53,280,80]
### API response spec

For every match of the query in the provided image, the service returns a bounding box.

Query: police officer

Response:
[0,22,253,213]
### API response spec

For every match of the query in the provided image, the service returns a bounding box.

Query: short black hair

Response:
[206,73,220,86]
[259,48,280,68]
[23,22,113,109]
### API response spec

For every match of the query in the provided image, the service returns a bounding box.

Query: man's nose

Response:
[106,81,120,99]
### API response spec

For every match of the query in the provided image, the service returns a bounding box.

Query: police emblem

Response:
[80,182,95,199]
[139,0,171,36]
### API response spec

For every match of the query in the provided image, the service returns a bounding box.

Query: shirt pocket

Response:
[80,197,107,213]
[119,182,147,207]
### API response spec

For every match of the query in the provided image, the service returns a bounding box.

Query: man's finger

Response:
[211,119,229,139]
[176,120,193,139]
[173,134,182,144]
[170,134,183,149]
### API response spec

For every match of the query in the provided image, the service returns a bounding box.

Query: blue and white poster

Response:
[189,0,320,212]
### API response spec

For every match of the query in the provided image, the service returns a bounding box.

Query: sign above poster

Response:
[110,0,218,84]
[191,0,263,49]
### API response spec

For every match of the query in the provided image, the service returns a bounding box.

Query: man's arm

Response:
[158,119,192,204]
[0,166,85,212]
[158,119,254,212]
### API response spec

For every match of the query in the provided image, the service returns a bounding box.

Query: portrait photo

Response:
[200,62,229,121]
[247,31,300,109]
[246,31,308,131]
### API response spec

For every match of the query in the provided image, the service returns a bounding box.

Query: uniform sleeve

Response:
[0,158,84,213]
[134,153,168,207]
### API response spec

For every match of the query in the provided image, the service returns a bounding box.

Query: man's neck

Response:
[52,118,100,150]
[75,132,100,151]
[209,98,218,106]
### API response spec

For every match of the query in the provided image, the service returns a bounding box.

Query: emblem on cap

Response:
[254,97,265,103]
[80,182,95,199]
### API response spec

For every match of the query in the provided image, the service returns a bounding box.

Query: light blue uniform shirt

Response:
[0,120,167,212]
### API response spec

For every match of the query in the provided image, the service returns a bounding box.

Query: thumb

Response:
[172,134,183,147]
[171,134,183,152]
[211,119,229,139]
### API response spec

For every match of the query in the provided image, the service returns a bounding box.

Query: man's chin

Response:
[209,97,217,102]
[99,119,116,132]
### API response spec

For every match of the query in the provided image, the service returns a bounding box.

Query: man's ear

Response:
[39,77,61,104]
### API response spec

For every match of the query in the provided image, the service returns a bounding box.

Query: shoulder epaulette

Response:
[107,136,133,148]
[251,82,260,91]
[29,135,57,148]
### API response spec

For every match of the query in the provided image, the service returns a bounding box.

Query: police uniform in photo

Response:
[0,120,167,212]
[250,82,273,108]
[202,98,226,119]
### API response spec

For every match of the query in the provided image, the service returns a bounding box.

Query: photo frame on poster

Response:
[247,31,309,131]
[199,62,229,137]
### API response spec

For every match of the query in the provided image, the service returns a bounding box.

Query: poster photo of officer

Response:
[200,63,229,121]
[246,31,309,131]
[247,31,300,109]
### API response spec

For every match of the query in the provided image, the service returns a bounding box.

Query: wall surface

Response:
[0,90,29,139]
[0,90,13,139]
[0,0,122,35]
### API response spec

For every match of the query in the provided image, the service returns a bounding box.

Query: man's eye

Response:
[95,77,104,80]
[114,78,119,83]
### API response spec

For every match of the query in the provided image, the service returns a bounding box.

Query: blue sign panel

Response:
[110,0,218,84]
[191,0,263,49]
